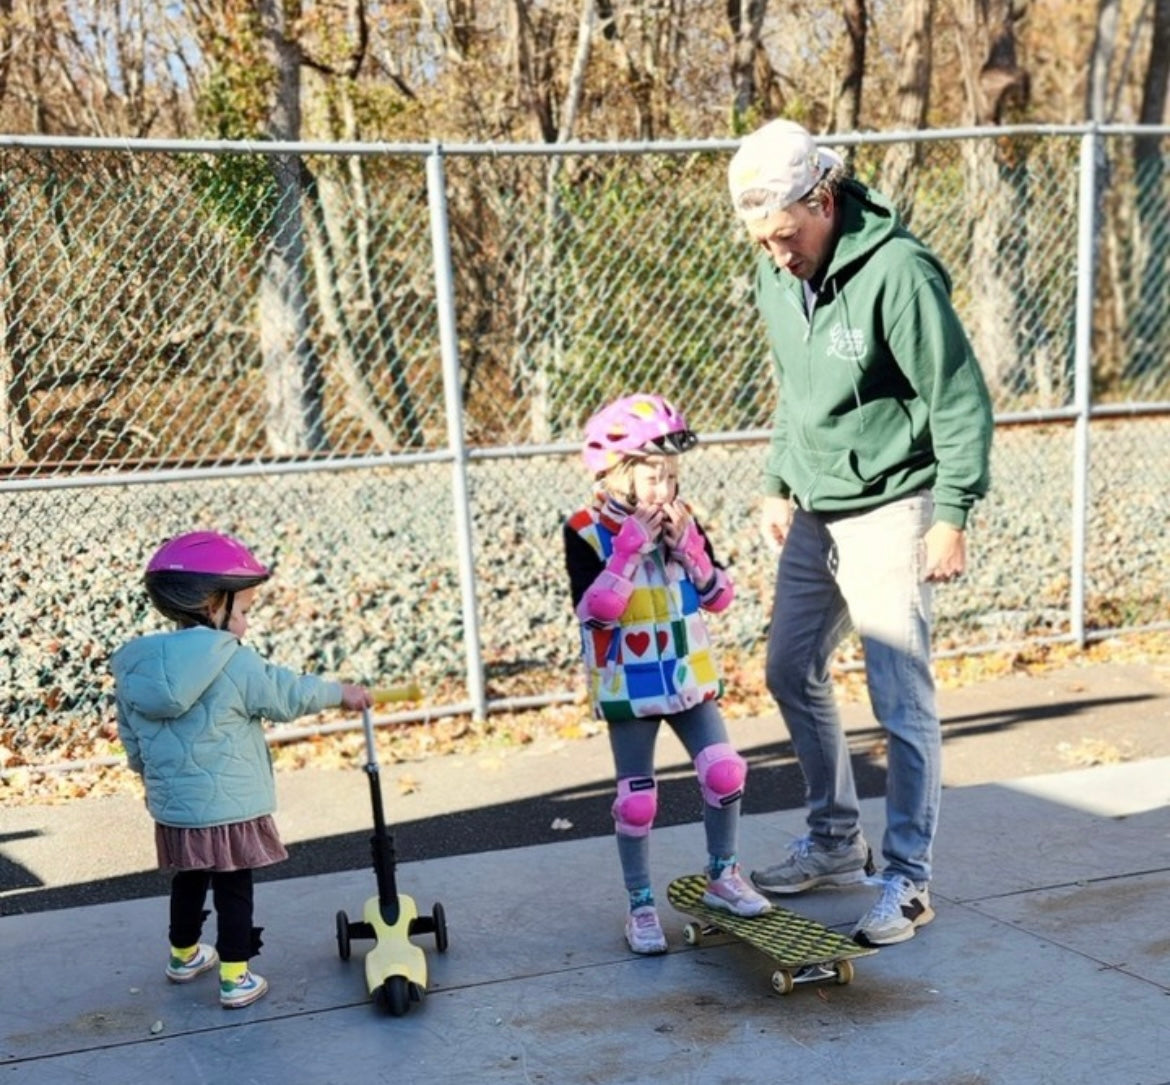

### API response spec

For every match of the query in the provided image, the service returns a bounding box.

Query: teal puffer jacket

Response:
[112,627,341,828]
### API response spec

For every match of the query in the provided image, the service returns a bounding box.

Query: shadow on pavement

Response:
[2,690,1155,916]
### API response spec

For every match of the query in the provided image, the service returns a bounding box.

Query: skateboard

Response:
[666,874,876,995]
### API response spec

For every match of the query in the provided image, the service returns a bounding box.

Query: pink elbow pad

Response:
[578,570,634,624]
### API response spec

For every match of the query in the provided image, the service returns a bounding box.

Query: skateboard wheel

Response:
[683,922,703,946]
[834,959,854,985]
[770,969,795,996]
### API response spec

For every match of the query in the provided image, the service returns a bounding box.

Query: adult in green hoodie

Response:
[727,120,993,946]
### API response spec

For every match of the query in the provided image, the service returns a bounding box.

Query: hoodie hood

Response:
[110,627,241,720]
[823,178,904,283]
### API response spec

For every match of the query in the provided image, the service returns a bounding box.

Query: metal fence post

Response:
[1070,128,1099,648]
[426,146,488,720]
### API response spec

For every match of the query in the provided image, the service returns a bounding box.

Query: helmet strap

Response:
[219,590,236,631]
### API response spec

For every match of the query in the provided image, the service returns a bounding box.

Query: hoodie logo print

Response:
[827,322,866,361]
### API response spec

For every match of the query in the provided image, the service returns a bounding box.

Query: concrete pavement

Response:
[2,661,1169,1084]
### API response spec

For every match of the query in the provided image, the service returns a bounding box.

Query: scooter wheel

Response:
[335,910,351,961]
[432,901,449,953]
[381,974,411,1017]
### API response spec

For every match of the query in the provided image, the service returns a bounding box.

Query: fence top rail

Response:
[0,123,1163,159]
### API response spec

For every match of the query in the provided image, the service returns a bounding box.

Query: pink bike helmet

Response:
[146,531,270,579]
[582,393,698,476]
[145,531,271,628]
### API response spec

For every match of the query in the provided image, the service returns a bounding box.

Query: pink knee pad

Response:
[612,776,657,837]
[695,743,746,808]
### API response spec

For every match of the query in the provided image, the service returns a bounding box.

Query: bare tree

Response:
[1086,0,1122,122]
[298,1,424,447]
[880,0,932,214]
[955,0,1033,397]
[1128,0,1170,377]
[833,0,866,136]
[254,0,327,453]
[595,0,686,140]
[728,0,781,126]
[527,0,597,440]
[0,0,28,461]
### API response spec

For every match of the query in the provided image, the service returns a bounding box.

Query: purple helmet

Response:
[582,393,697,476]
[145,532,270,628]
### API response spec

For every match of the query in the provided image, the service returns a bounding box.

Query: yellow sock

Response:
[170,944,198,962]
[220,961,247,984]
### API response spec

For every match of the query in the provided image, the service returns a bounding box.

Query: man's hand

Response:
[760,495,794,553]
[923,522,966,582]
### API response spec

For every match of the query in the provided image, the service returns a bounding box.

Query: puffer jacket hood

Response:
[111,627,240,720]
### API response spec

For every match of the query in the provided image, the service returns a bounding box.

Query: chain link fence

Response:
[2,126,1168,767]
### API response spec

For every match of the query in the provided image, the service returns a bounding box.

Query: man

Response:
[728,119,993,945]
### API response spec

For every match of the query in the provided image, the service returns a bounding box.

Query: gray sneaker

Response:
[750,835,873,894]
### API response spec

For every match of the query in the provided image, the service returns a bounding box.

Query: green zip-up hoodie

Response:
[754,179,993,528]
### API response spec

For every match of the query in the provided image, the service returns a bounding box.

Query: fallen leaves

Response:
[2,632,1167,807]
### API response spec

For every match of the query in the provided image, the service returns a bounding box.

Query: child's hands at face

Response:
[631,503,665,542]
[340,683,372,711]
[659,500,692,550]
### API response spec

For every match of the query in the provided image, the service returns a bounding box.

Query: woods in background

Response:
[0,2,1165,146]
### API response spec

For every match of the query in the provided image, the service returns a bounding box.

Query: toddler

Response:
[112,530,370,1007]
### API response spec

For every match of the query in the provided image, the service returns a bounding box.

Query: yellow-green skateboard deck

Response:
[667,874,876,995]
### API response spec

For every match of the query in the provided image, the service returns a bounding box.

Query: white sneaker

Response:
[852,875,934,946]
[165,943,219,983]
[625,906,668,954]
[219,969,269,1008]
[702,864,773,917]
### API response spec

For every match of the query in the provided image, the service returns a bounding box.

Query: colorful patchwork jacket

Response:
[563,498,728,723]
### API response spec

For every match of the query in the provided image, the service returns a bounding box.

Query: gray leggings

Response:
[608,699,741,892]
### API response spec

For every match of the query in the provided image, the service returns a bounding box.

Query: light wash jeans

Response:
[764,492,940,886]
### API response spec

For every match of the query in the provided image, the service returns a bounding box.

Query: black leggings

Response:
[169,868,263,963]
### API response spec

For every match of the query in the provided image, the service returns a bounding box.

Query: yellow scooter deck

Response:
[361,893,429,996]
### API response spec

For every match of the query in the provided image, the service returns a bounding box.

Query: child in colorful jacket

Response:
[563,393,771,954]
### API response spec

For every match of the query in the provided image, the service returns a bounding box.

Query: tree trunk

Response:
[728,0,770,126]
[956,0,1030,398]
[0,176,29,463]
[833,0,866,137]
[258,0,327,454]
[0,0,27,462]
[1085,0,1121,121]
[880,0,932,217]
[1127,0,1170,378]
[530,0,595,442]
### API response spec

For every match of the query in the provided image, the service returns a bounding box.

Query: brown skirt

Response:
[155,816,288,872]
